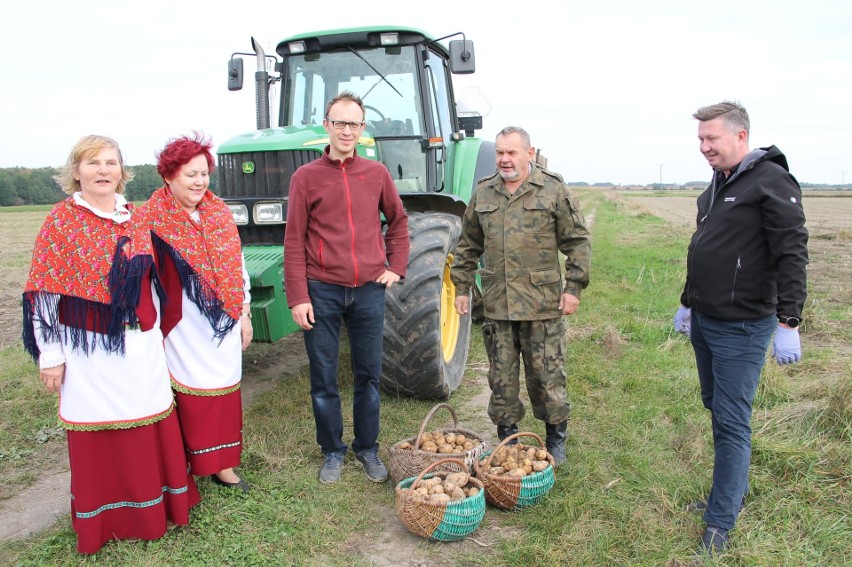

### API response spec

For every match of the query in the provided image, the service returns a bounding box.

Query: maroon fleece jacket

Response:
[284,147,409,308]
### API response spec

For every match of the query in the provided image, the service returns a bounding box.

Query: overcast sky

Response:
[1,0,849,185]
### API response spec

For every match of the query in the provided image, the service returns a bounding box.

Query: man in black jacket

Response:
[673,101,809,556]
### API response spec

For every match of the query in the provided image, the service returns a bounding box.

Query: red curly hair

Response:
[156,131,215,182]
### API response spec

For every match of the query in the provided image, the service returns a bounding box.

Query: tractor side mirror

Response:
[228,58,244,91]
[448,40,475,74]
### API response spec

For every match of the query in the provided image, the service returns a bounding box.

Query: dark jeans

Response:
[304,280,385,456]
[691,311,776,530]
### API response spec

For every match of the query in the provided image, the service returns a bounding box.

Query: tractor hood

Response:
[217,125,329,154]
[217,125,378,156]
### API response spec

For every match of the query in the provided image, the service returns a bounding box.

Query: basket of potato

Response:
[473,432,556,510]
[388,403,489,486]
[395,458,486,541]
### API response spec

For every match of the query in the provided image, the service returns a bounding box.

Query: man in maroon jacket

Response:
[284,91,410,485]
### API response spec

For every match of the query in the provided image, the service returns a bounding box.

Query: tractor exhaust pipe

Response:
[251,36,270,130]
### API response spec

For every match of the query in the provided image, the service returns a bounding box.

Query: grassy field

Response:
[0,190,848,566]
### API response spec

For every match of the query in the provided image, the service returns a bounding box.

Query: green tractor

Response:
[220,27,494,399]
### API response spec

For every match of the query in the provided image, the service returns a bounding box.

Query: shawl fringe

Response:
[152,233,237,340]
[22,292,126,362]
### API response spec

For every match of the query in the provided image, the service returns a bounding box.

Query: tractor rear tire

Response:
[381,212,471,399]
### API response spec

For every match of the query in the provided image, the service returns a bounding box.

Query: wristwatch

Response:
[778,315,800,328]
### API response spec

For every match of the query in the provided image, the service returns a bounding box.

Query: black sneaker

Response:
[696,525,729,556]
[354,449,388,483]
[319,451,345,484]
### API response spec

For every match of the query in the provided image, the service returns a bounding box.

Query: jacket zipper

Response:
[730,256,741,307]
[341,164,359,285]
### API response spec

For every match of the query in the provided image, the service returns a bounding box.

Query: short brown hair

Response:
[53,135,134,195]
[692,101,750,134]
[324,91,365,121]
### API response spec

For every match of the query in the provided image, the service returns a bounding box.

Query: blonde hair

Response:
[53,135,134,195]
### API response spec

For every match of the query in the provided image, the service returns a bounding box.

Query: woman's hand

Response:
[40,364,65,393]
[241,313,253,350]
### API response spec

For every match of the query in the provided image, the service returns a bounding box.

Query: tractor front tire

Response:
[381,212,471,399]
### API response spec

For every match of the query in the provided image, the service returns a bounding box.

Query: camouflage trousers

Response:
[481,317,570,426]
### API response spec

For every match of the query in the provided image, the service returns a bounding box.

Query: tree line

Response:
[0,165,218,207]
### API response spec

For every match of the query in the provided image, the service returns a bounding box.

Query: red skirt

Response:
[67,409,200,554]
[174,388,243,476]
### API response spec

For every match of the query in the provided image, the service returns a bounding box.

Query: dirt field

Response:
[626,193,852,237]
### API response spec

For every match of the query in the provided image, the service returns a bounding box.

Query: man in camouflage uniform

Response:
[450,126,591,467]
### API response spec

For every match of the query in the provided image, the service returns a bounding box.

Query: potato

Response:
[438,443,455,454]
[444,432,457,445]
[414,486,429,496]
[430,493,451,504]
[487,466,505,475]
[532,460,549,472]
[463,440,475,450]
[429,483,445,495]
[398,441,411,450]
[421,441,438,453]
[433,434,446,446]
[445,472,469,486]
[449,487,466,501]
[535,449,548,460]
[508,467,527,477]
[466,486,480,497]
[422,432,434,443]
[455,434,466,445]
[421,477,441,489]
[443,480,458,492]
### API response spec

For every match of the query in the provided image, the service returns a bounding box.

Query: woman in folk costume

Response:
[139,132,253,492]
[21,135,200,554]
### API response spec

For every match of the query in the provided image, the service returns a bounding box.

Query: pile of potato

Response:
[398,431,480,454]
[478,444,551,477]
[405,471,480,504]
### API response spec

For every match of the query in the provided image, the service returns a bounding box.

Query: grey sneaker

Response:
[354,449,388,483]
[319,451,345,484]
[696,525,729,557]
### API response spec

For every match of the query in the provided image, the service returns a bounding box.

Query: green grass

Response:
[1,190,848,566]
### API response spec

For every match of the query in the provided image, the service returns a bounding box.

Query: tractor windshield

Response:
[282,45,427,192]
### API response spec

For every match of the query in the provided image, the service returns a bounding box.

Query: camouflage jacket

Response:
[450,164,591,320]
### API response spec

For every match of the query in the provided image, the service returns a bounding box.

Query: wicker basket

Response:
[394,458,486,541]
[387,403,489,486]
[473,432,556,510]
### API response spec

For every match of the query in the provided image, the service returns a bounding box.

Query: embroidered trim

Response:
[187,440,242,455]
[62,404,174,432]
[171,379,241,397]
[73,484,189,519]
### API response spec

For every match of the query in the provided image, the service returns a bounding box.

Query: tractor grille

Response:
[217,150,320,198]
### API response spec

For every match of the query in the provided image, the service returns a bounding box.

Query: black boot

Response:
[496,423,518,445]
[545,421,568,467]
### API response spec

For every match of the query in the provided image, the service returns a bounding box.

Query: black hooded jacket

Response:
[680,145,808,321]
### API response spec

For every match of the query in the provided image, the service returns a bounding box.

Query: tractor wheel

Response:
[381,212,471,399]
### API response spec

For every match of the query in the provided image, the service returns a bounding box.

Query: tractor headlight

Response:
[254,202,284,224]
[228,203,249,225]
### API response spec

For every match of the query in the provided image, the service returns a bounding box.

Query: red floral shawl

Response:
[141,186,243,339]
[22,197,153,360]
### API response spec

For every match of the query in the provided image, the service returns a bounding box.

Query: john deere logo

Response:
[242,162,255,174]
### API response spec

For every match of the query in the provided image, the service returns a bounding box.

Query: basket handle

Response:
[481,431,546,471]
[413,403,460,449]
[409,458,470,488]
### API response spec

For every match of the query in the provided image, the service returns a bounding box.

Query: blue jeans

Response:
[304,280,385,456]
[690,311,776,530]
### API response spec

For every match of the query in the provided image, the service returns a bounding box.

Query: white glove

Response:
[673,305,691,337]
[771,326,802,365]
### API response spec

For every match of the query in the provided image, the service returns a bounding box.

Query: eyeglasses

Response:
[326,116,365,130]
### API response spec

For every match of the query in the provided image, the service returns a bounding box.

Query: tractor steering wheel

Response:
[364,105,386,121]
